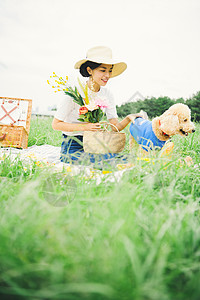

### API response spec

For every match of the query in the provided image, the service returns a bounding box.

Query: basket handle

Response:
[0,133,6,141]
[100,121,120,132]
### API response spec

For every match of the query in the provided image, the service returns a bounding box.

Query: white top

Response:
[54,86,118,136]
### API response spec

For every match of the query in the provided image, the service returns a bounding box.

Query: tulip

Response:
[79,106,88,115]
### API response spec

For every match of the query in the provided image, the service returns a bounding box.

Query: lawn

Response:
[0,117,200,300]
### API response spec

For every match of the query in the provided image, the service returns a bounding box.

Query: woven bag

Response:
[83,122,126,154]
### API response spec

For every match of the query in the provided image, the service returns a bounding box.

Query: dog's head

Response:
[159,103,195,137]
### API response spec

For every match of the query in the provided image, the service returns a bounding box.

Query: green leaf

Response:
[78,115,85,120]
[78,94,85,106]
[93,109,97,119]
[89,114,95,123]
[94,108,103,122]
[65,91,83,106]
[99,110,103,117]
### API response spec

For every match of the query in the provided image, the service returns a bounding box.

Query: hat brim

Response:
[74,58,127,78]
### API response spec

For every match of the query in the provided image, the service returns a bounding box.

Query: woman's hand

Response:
[127,111,148,122]
[82,123,101,131]
[108,112,148,132]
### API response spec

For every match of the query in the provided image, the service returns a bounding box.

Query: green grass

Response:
[0,118,200,300]
[28,116,61,147]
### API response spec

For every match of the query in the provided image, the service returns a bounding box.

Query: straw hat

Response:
[74,46,127,78]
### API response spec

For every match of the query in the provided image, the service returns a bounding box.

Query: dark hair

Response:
[79,60,101,77]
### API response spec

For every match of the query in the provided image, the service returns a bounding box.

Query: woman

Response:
[52,46,138,165]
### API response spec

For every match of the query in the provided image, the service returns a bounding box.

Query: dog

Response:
[129,103,195,156]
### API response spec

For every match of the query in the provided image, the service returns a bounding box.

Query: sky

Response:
[0,0,200,112]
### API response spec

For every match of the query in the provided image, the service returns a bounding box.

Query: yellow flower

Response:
[47,80,50,84]
[137,157,152,163]
[78,78,89,105]
[66,76,68,80]
[102,170,112,174]
[117,163,135,170]
[84,84,89,105]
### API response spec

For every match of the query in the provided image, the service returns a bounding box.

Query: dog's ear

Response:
[160,115,179,136]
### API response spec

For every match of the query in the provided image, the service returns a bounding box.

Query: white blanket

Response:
[0,145,134,184]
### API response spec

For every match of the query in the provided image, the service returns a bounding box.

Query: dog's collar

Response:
[159,120,170,137]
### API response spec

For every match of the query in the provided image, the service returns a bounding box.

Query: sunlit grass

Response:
[0,118,200,299]
[28,116,61,147]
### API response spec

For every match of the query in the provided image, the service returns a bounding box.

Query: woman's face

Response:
[87,64,113,87]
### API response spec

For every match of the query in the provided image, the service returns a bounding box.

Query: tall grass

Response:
[0,118,200,300]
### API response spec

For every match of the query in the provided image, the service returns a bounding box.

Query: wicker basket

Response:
[0,97,32,149]
[83,122,126,154]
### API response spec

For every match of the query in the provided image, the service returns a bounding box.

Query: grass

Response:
[28,116,61,147]
[0,117,200,299]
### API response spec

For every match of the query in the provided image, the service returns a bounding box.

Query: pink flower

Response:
[95,98,108,109]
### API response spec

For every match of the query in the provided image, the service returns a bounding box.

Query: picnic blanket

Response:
[0,145,134,184]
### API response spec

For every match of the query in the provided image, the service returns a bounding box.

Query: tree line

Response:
[116,91,200,121]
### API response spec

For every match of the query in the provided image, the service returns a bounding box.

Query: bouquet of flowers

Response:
[47,73,108,123]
